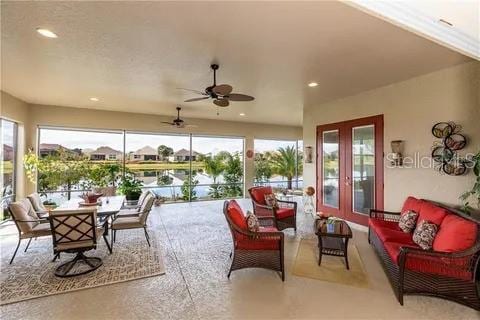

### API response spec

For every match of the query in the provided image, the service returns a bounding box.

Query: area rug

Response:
[292,238,369,288]
[0,229,165,305]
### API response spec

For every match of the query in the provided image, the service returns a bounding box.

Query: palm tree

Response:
[204,154,225,198]
[270,146,298,189]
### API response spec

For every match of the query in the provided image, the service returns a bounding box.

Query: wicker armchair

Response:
[223,200,285,281]
[368,198,480,310]
[248,186,297,231]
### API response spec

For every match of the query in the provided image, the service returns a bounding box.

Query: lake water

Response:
[44,169,303,204]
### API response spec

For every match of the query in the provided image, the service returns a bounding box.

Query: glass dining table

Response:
[52,195,126,253]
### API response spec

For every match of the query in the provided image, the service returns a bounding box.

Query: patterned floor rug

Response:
[0,229,165,305]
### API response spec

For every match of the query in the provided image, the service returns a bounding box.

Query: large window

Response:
[192,136,244,200]
[1,119,17,220]
[37,127,124,204]
[35,127,245,205]
[125,132,190,202]
[254,139,303,191]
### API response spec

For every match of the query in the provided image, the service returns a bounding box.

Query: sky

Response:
[38,128,302,155]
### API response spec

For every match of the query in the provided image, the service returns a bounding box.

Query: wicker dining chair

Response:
[223,200,285,281]
[8,199,52,264]
[111,193,155,247]
[248,186,297,232]
[49,208,105,277]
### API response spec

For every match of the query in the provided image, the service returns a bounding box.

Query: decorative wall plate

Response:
[431,121,467,176]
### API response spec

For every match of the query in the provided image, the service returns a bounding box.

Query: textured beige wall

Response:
[303,61,480,211]
[1,91,31,198]
[22,104,301,195]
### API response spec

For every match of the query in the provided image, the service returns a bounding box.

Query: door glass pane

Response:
[352,125,375,214]
[322,130,339,208]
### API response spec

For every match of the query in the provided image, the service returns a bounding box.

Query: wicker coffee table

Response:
[314,218,353,270]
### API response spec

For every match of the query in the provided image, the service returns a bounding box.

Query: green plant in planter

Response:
[460,151,480,214]
[118,173,143,200]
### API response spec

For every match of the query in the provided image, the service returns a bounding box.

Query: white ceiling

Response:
[0,1,470,126]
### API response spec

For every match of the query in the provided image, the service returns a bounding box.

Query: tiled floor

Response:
[0,199,478,319]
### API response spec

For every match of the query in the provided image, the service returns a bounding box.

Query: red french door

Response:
[316,115,384,226]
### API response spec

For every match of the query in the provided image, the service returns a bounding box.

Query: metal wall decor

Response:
[431,122,468,176]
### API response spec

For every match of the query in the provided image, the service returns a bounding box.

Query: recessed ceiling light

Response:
[89,97,99,102]
[308,82,318,87]
[36,28,58,38]
[239,113,246,116]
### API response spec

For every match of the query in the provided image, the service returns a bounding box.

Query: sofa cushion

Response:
[250,187,272,205]
[418,201,449,226]
[398,210,419,233]
[369,219,416,244]
[401,196,423,214]
[235,227,280,250]
[227,200,248,230]
[433,215,478,252]
[276,207,295,220]
[383,241,472,280]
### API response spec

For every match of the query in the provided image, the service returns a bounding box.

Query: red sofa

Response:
[369,196,480,310]
[248,186,297,231]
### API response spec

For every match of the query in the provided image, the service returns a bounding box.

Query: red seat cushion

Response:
[383,241,472,280]
[276,208,295,219]
[369,219,416,244]
[227,200,247,230]
[401,196,423,214]
[433,215,478,252]
[250,186,272,205]
[236,226,280,250]
[418,201,449,225]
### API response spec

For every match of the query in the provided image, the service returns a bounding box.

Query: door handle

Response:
[345,177,351,186]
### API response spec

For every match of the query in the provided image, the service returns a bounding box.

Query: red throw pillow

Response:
[228,200,247,230]
[433,215,478,252]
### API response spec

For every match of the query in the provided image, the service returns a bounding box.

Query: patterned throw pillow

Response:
[413,220,438,250]
[398,210,418,233]
[264,193,278,208]
[246,211,260,232]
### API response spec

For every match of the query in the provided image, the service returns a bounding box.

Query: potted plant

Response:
[118,173,143,201]
[460,151,480,214]
[42,199,57,210]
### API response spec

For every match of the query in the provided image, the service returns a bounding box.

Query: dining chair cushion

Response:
[112,216,143,229]
[23,223,52,238]
[117,208,140,217]
[9,199,40,233]
[55,227,104,251]
[27,193,47,213]
[136,191,149,211]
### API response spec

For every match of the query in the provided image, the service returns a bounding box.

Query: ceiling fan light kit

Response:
[180,64,254,109]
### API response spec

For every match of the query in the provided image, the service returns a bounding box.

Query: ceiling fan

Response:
[160,107,197,129]
[179,64,254,107]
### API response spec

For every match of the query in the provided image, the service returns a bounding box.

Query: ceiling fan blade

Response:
[224,93,255,101]
[213,99,229,107]
[184,124,198,128]
[184,96,210,102]
[160,121,175,125]
[212,84,232,96]
[177,88,207,95]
